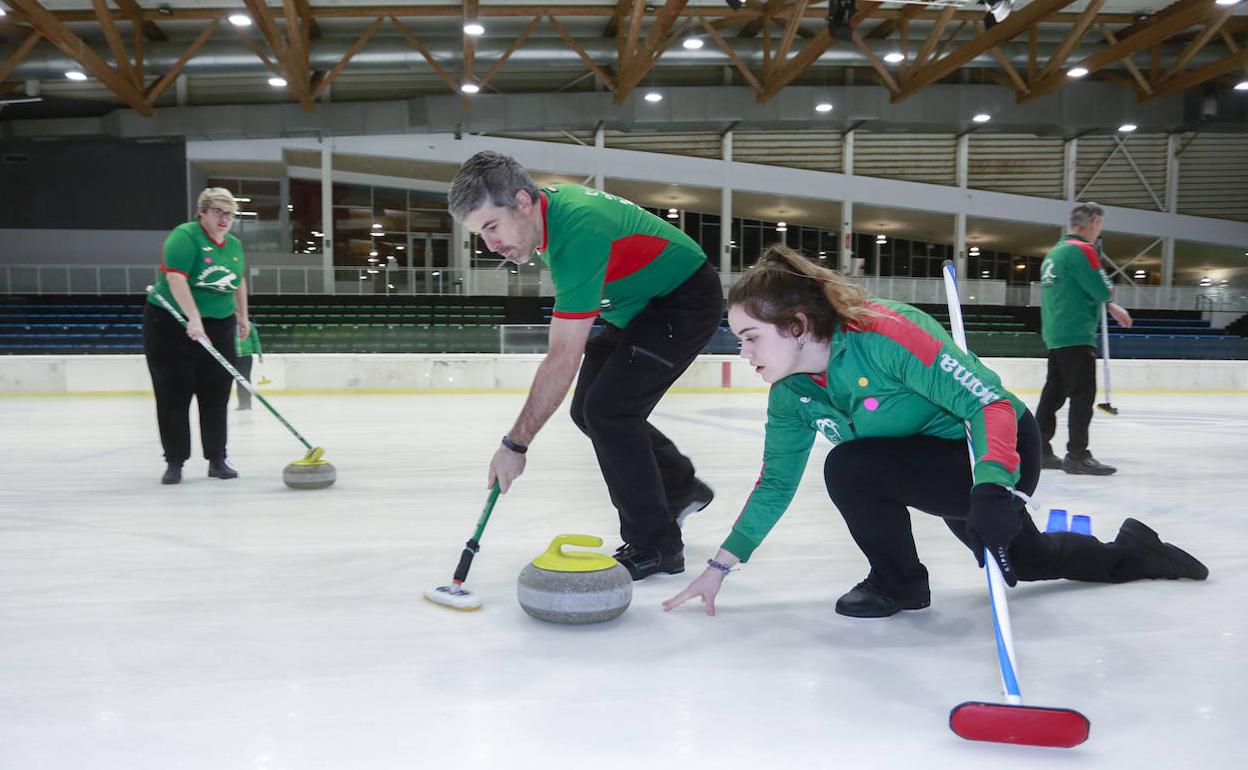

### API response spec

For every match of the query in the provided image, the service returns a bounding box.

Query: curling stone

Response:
[283,447,336,490]
[517,534,632,625]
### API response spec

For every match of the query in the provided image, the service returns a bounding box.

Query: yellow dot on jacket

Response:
[858,377,869,387]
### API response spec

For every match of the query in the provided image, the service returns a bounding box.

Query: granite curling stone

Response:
[283,450,337,490]
[517,534,633,624]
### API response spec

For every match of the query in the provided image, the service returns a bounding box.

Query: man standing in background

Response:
[1035,202,1133,476]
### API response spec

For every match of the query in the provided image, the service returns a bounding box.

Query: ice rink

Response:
[1,389,1243,769]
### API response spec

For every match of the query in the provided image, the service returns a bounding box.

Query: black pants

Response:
[570,262,724,554]
[823,410,1157,597]
[143,303,237,465]
[235,355,254,409]
[1035,345,1097,459]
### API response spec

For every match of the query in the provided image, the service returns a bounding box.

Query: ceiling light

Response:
[883,52,905,64]
[461,82,480,94]
[644,91,663,103]
[228,14,251,28]
[682,38,704,50]
[463,22,485,36]
[981,270,990,277]
[1067,67,1089,79]
[972,113,991,123]
[369,251,378,257]
[1118,123,1137,133]
[0,8,6,18]
[815,102,833,113]
[1235,80,1248,91]
[268,77,287,87]
[1214,0,1240,6]
[65,71,88,81]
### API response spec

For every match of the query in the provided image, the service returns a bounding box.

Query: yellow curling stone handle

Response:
[532,534,618,573]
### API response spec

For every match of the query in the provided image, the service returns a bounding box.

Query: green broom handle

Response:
[146,287,315,454]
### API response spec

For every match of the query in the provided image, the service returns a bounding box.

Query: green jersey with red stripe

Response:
[721,300,1028,563]
[535,184,708,326]
[148,221,246,320]
[1040,234,1113,349]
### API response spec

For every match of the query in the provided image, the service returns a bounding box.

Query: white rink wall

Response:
[2,354,1247,394]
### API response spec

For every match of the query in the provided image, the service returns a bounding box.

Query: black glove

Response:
[966,484,1023,587]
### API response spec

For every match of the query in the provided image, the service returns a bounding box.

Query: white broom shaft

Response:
[942,262,1022,701]
[1100,305,1113,399]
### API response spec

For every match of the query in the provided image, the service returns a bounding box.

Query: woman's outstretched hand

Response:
[663,568,726,616]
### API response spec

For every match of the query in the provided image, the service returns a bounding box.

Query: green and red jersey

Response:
[535,184,708,327]
[722,300,1028,563]
[1040,234,1113,349]
[148,221,245,320]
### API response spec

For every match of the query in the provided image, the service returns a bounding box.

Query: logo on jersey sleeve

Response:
[194,265,239,293]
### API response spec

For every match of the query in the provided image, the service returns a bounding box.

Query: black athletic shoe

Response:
[614,543,684,580]
[672,478,715,527]
[1063,453,1116,475]
[1041,453,1065,470]
[1116,517,1209,580]
[207,459,239,479]
[835,579,931,618]
[161,463,183,485]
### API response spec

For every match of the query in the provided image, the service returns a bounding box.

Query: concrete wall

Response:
[2,354,1245,395]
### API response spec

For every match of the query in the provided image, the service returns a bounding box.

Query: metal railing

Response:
[4,263,1242,311]
[1028,282,1248,312]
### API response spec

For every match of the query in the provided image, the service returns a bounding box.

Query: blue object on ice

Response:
[1046,508,1069,533]
[1071,514,1092,536]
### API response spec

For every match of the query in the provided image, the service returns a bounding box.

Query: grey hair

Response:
[1070,202,1105,230]
[448,151,541,221]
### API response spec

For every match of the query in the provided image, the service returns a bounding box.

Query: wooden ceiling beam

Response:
[1024,1,1215,102]
[1143,47,1248,101]
[113,0,165,42]
[0,29,41,85]
[477,15,541,91]
[5,0,152,114]
[90,0,138,88]
[759,2,881,102]
[913,5,956,72]
[548,15,616,92]
[390,16,460,94]
[699,14,764,95]
[144,20,218,104]
[896,0,1079,102]
[311,16,380,98]
[1099,23,1152,96]
[1036,0,1106,81]
[1162,6,1235,81]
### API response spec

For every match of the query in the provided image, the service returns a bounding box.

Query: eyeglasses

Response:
[206,206,237,219]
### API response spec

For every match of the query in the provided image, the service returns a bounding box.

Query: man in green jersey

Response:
[144,187,250,484]
[449,151,723,580]
[1036,202,1133,476]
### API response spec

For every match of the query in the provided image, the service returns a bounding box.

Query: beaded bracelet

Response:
[707,558,735,575]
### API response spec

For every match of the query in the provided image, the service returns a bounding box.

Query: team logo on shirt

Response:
[194,265,239,293]
[815,418,844,445]
[938,353,1000,405]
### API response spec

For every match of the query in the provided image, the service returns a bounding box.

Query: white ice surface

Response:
[0,391,1243,769]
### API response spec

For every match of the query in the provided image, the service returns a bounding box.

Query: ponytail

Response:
[727,244,871,340]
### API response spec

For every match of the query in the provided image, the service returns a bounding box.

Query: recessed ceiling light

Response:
[463,22,485,36]
[268,77,287,87]
[1235,80,1248,92]
[461,82,480,94]
[644,91,663,103]
[65,71,88,81]
[883,52,905,64]
[972,113,991,123]
[1067,67,1089,78]
[815,102,833,113]
[1214,0,1240,6]
[1118,123,1137,133]
[228,14,252,28]
[682,38,704,50]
